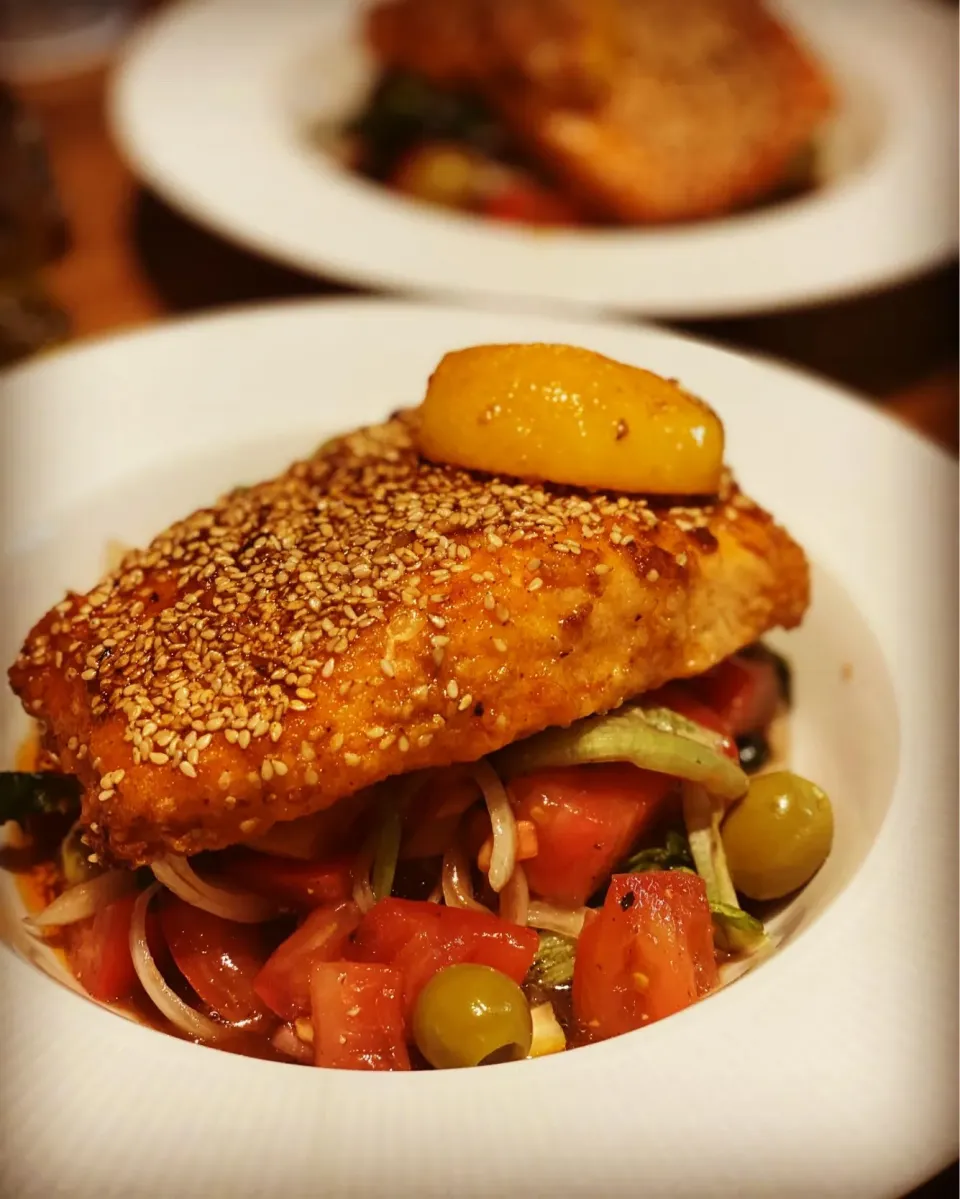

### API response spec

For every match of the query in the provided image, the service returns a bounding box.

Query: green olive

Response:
[413,963,533,1069]
[721,770,834,901]
[60,824,98,887]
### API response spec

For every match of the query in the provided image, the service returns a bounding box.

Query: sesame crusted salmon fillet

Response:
[366,0,834,223]
[9,409,808,866]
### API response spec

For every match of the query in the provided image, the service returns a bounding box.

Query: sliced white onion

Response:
[130,883,231,1043]
[272,1023,313,1063]
[499,861,529,927]
[351,840,377,915]
[470,760,516,893]
[152,854,276,923]
[526,901,588,939]
[441,843,492,913]
[24,869,134,930]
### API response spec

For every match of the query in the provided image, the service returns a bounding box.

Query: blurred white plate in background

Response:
[110,0,958,318]
[0,299,956,1198]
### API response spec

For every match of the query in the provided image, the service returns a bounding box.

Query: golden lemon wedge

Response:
[417,344,724,495]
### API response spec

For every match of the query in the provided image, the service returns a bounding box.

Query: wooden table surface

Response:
[6,32,959,1199]
[12,63,959,456]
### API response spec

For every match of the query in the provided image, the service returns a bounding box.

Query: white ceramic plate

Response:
[0,300,956,1199]
[109,0,959,319]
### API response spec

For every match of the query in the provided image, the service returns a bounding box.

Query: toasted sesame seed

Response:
[458,694,473,711]
[676,553,688,567]
[273,759,288,777]
[527,577,543,592]
[366,726,385,740]
[398,735,410,752]
[270,722,283,743]
[305,768,320,786]
[446,681,459,699]
[301,741,316,761]
[330,732,345,751]
[344,752,361,767]
[179,761,197,779]
[380,659,396,678]
[321,658,335,678]
[97,789,114,803]
[647,569,660,582]
[238,729,251,750]
[148,752,169,766]
[594,563,610,575]
[261,760,274,781]
[493,638,508,653]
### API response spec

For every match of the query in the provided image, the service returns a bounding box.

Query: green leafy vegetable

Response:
[681,782,771,957]
[0,772,81,824]
[371,803,403,903]
[623,829,694,875]
[529,932,576,989]
[495,703,749,801]
[708,902,768,954]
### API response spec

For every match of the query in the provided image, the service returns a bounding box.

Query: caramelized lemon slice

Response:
[418,344,724,495]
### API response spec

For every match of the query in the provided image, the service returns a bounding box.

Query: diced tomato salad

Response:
[35,649,788,1070]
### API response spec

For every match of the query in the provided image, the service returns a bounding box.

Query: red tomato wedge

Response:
[157,894,274,1026]
[65,893,138,1004]
[310,961,410,1071]
[484,178,582,226]
[350,898,538,1019]
[217,849,354,909]
[509,764,674,906]
[689,656,782,738]
[642,684,739,759]
[400,770,481,860]
[573,872,718,1042]
[254,901,361,1021]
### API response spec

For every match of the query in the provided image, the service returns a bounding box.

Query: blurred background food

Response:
[349,0,834,227]
[4,0,953,449]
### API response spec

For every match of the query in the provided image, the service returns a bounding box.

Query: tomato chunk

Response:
[483,178,582,226]
[65,893,138,1004]
[158,894,274,1026]
[217,849,354,909]
[690,656,782,737]
[643,683,739,759]
[310,961,410,1071]
[400,770,480,860]
[573,871,717,1041]
[350,898,538,1018]
[254,901,361,1021]
[509,764,674,906]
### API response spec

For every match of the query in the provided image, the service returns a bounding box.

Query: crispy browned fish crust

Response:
[9,412,808,864]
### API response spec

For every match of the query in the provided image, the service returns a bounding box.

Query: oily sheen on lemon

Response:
[418,344,724,495]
